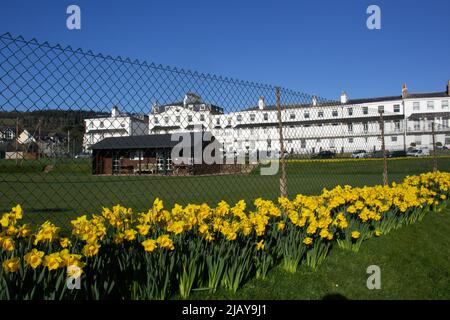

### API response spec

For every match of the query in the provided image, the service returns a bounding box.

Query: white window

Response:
[442,100,449,109]
[130,150,143,161]
[216,118,220,125]
[200,114,205,121]
[301,139,306,148]
[415,136,422,145]
[427,101,434,110]
[332,109,338,117]
[394,104,400,113]
[445,134,450,145]
[348,137,354,143]
[348,108,353,116]
[413,102,420,111]
[290,113,295,120]
[188,115,193,122]
[414,120,420,130]
[304,111,310,119]
[200,104,206,111]
[318,111,324,118]
[362,107,368,115]
[250,114,255,121]
[378,105,384,113]
[237,115,242,122]
[391,136,398,142]
[394,120,401,131]
[154,117,159,124]
[263,113,268,121]
[363,122,368,133]
[100,121,104,128]
[347,123,353,132]
[176,116,181,123]
[164,116,169,124]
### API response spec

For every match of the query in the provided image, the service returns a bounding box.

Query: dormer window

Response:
[200,104,206,111]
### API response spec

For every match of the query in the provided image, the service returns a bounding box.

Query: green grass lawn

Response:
[189,206,450,300]
[0,157,449,228]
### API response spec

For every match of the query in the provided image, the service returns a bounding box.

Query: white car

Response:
[406,149,430,157]
[351,150,368,158]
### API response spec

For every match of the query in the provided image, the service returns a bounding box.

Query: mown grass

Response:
[189,206,450,300]
[0,157,449,228]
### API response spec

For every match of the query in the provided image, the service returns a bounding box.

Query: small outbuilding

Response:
[91,132,221,176]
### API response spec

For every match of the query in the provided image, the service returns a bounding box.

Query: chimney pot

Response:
[258,96,265,110]
[402,83,408,98]
[340,91,348,104]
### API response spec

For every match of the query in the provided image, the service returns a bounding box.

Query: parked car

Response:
[388,150,407,158]
[370,150,390,158]
[311,150,336,159]
[74,153,90,159]
[406,148,430,157]
[351,150,368,158]
[273,150,290,159]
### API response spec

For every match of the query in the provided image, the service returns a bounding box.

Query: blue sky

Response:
[0,0,449,100]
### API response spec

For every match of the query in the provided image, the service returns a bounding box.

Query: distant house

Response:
[91,131,221,176]
[0,127,15,142]
[83,105,149,153]
[36,132,67,157]
[17,130,36,144]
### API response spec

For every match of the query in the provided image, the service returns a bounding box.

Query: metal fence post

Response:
[379,110,388,186]
[432,121,438,172]
[276,87,287,197]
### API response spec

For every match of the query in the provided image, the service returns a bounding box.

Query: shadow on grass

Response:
[322,293,349,300]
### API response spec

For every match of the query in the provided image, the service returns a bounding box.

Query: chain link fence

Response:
[1,32,449,229]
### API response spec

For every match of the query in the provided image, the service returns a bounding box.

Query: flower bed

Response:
[1,171,449,299]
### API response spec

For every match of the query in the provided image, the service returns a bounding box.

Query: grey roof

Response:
[243,92,449,112]
[91,132,212,150]
[405,92,449,99]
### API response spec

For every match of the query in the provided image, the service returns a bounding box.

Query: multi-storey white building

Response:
[83,106,148,152]
[83,82,450,156]
[147,82,450,155]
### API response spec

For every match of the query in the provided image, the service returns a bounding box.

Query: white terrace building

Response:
[83,106,148,152]
[147,82,450,155]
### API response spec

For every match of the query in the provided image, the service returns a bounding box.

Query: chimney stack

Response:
[312,95,318,106]
[340,91,348,104]
[111,105,119,117]
[402,83,408,98]
[258,96,265,110]
[447,80,450,96]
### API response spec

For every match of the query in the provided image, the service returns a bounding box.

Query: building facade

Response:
[83,106,149,152]
[146,82,450,155]
[83,81,450,157]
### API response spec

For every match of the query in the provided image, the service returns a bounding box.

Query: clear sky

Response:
[0,0,449,100]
